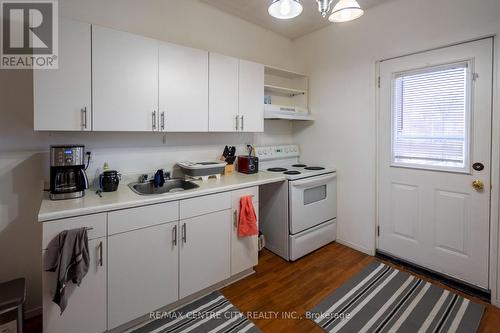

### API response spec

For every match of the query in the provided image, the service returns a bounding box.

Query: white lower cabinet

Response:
[180,209,231,298]
[230,187,259,275]
[42,189,260,332]
[43,237,107,333]
[107,221,179,329]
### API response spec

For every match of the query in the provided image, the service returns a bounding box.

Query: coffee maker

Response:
[50,145,89,200]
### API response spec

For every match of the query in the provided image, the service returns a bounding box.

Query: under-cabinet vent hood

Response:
[264,104,314,121]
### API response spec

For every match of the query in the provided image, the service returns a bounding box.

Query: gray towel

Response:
[43,227,89,314]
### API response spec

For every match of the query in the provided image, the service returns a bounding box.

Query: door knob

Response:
[472,180,484,191]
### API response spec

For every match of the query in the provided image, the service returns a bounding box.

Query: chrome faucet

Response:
[138,174,149,183]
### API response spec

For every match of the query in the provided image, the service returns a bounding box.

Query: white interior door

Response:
[377,39,493,288]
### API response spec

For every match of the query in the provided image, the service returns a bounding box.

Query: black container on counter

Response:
[99,170,120,192]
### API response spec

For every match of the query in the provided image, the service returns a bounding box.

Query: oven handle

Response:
[290,173,336,189]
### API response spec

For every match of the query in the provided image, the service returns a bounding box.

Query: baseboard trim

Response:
[376,250,491,302]
[336,238,375,256]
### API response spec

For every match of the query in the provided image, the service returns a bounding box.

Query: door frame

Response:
[374,36,499,305]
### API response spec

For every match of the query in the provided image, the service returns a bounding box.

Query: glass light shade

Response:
[328,0,364,22]
[268,0,303,20]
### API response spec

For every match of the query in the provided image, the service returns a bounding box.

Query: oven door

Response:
[289,173,337,234]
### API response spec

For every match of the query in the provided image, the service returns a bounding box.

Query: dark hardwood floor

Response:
[26,242,500,332]
[221,243,500,333]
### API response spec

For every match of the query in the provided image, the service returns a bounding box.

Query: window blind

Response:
[392,62,469,170]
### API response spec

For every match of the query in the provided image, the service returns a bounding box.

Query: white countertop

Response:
[38,172,286,222]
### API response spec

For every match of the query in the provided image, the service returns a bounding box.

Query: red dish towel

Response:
[238,195,258,237]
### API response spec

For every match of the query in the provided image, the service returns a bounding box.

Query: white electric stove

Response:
[255,145,337,261]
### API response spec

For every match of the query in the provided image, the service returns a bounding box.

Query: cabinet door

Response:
[231,188,259,275]
[209,53,239,132]
[180,210,231,298]
[159,42,208,132]
[34,18,91,131]
[92,26,158,131]
[108,222,179,329]
[43,238,107,333]
[238,60,264,132]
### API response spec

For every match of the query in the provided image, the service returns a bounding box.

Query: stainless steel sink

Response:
[129,179,199,195]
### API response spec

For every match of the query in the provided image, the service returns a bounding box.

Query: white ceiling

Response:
[199,0,389,40]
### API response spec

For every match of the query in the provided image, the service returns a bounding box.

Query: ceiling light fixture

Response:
[316,0,333,17]
[268,0,303,20]
[268,0,364,23]
[328,0,364,22]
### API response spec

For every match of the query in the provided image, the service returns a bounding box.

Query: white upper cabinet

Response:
[209,53,239,132]
[34,23,264,133]
[159,42,209,132]
[239,60,264,132]
[34,19,91,131]
[92,26,158,131]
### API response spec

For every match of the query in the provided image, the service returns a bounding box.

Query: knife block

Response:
[224,164,235,175]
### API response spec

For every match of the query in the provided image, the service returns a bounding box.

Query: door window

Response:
[391,61,471,172]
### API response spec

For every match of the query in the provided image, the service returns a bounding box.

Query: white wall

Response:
[0,0,296,314]
[291,0,500,296]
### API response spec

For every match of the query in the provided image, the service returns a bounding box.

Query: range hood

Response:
[264,104,314,121]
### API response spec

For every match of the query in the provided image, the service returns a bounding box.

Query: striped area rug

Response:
[132,291,260,333]
[307,262,484,333]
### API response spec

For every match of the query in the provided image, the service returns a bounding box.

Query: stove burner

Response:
[284,170,301,175]
[267,167,288,172]
[292,164,307,168]
[305,166,325,170]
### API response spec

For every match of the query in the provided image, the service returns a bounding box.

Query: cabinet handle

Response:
[98,241,103,267]
[182,223,187,243]
[172,224,177,246]
[235,115,239,131]
[234,210,238,229]
[81,107,87,129]
[152,111,157,130]
[161,112,165,131]
[240,115,244,131]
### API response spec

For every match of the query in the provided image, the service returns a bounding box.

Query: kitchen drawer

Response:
[180,191,231,219]
[108,201,179,235]
[42,213,107,250]
[289,219,336,261]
